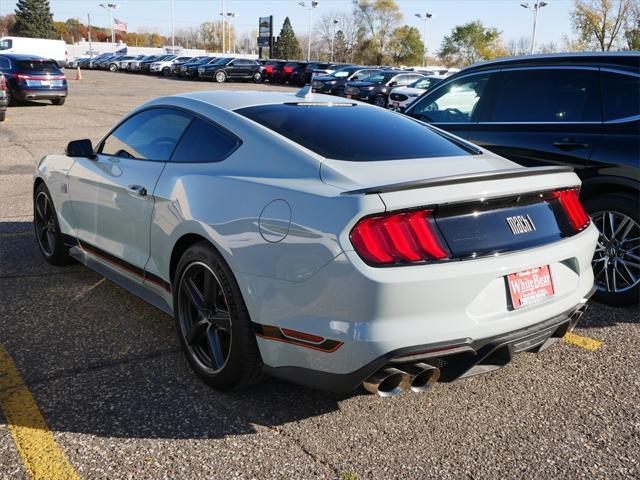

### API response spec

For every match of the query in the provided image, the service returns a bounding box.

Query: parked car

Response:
[342,70,426,107]
[150,55,192,76]
[0,72,7,121]
[119,54,146,71]
[140,55,173,74]
[67,57,88,69]
[198,57,263,83]
[405,52,640,306]
[35,89,597,396]
[128,55,159,72]
[172,56,208,76]
[290,62,348,86]
[0,36,68,67]
[185,56,219,79]
[108,55,136,72]
[388,75,445,112]
[86,54,112,69]
[263,60,287,83]
[96,55,124,70]
[311,66,381,96]
[0,54,67,105]
[278,61,307,84]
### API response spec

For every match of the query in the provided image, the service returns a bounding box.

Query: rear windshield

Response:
[236,103,471,161]
[17,60,60,72]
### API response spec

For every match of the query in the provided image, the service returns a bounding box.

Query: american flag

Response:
[114,18,127,32]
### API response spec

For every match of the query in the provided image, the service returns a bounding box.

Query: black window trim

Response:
[96,105,242,163]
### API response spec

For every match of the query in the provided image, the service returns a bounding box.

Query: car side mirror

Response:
[66,139,95,159]
[389,81,398,87]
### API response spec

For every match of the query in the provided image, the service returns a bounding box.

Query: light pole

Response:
[99,3,120,45]
[415,12,433,67]
[521,1,549,54]
[225,12,238,54]
[330,19,338,63]
[298,1,319,61]
[171,0,175,52]
[221,0,225,54]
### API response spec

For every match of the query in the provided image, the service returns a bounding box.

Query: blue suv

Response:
[0,54,68,105]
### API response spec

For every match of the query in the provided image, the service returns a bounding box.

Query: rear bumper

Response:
[13,89,67,100]
[244,224,598,392]
[264,296,592,393]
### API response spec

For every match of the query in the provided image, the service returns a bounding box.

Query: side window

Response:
[0,57,9,69]
[410,74,491,123]
[171,118,239,163]
[490,69,600,123]
[100,108,192,161]
[601,71,640,121]
[392,75,410,86]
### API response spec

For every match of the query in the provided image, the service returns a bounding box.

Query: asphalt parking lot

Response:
[0,70,639,480]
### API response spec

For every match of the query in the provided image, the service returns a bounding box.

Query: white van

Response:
[0,36,68,67]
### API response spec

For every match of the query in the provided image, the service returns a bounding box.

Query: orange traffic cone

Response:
[75,66,82,80]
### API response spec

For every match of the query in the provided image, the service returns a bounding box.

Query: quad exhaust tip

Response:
[363,363,441,397]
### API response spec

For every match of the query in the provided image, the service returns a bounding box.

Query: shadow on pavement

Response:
[0,221,347,441]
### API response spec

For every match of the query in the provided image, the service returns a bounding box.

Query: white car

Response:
[388,75,445,111]
[150,55,191,75]
[33,89,598,397]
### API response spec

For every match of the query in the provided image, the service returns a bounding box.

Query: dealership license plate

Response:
[40,80,50,86]
[507,265,554,309]
[346,95,352,99]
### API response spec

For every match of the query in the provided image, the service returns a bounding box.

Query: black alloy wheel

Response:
[174,242,263,390]
[585,193,640,306]
[33,183,72,265]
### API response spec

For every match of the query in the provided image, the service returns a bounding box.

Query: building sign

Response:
[258,16,273,48]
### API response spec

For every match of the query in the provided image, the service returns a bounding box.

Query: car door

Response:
[467,67,602,170]
[227,59,245,78]
[405,71,496,140]
[67,107,192,275]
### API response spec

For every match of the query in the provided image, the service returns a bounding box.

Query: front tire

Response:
[584,193,640,306]
[163,67,171,77]
[33,183,73,265]
[373,95,387,108]
[173,242,263,390]
[215,71,227,83]
[109,63,117,72]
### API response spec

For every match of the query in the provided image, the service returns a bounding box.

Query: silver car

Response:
[33,90,598,396]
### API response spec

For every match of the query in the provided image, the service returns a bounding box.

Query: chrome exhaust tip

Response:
[397,363,441,393]
[363,367,410,397]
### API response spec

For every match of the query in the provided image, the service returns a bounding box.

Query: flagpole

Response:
[87,13,93,57]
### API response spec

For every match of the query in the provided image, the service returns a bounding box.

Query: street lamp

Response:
[99,3,120,45]
[298,1,319,61]
[220,0,225,54]
[415,13,433,67]
[521,1,549,54]
[225,12,238,54]
[170,0,175,52]
[330,19,339,63]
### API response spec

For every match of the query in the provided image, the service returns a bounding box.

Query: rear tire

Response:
[173,242,264,390]
[583,193,639,306]
[108,63,117,72]
[51,98,66,106]
[252,72,262,83]
[0,110,5,122]
[33,183,73,265]
[163,67,171,77]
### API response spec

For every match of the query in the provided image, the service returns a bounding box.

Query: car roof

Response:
[0,53,51,61]
[171,90,359,111]
[463,52,640,72]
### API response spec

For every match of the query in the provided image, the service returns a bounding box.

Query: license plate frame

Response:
[40,80,51,86]
[506,265,554,310]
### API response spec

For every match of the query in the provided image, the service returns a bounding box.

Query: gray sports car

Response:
[34,89,597,396]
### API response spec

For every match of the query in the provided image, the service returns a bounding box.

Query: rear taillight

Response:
[552,188,590,232]
[265,65,273,74]
[0,75,5,93]
[284,66,293,74]
[350,210,450,266]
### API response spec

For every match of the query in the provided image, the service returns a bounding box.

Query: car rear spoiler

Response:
[341,166,575,195]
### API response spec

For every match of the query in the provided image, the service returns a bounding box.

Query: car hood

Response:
[391,86,423,95]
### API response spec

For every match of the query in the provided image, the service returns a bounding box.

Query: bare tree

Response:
[352,0,402,65]
[572,0,632,50]
[507,36,531,56]
[315,10,359,61]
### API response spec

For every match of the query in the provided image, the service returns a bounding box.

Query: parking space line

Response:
[563,332,603,351]
[0,346,79,480]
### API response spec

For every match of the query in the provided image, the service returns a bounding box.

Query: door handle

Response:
[553,138,589,150]
[127,184,147,197]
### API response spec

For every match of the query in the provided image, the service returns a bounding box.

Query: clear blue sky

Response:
[0,0,575,51]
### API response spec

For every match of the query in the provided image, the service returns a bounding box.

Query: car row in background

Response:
[0,53,68,108]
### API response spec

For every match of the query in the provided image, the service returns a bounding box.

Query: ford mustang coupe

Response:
[33,89,598,396]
